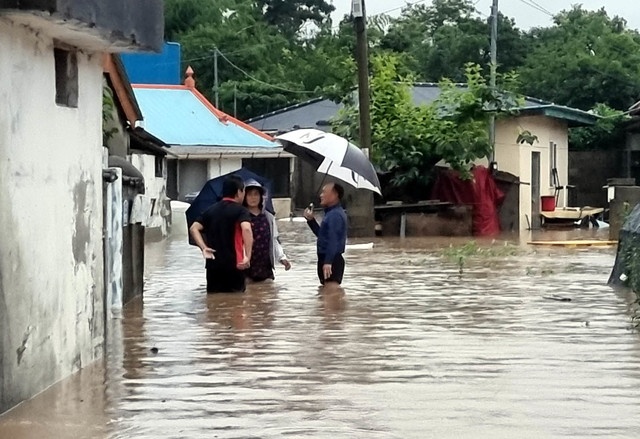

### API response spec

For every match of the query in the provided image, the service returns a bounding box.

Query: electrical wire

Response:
[517,0,554,17]
[216,50,316,94]
[331,0,430,30]
[527,0,554,16]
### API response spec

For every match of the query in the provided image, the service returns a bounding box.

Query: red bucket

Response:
[541,195,556,212]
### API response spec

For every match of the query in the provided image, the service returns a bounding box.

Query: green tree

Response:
[519,6,640,111]
[257,0,335,39]
[333,55,520,188]
[381,1,529,82]
[569,104,629,150]
[165,0,323,119]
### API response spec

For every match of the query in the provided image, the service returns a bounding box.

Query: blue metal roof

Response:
[132,86,277,148]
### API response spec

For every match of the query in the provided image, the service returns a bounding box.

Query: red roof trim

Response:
[131,84,189,90]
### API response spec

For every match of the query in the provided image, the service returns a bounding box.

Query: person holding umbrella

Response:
[242,179,291,282]
[304,182,348,286]
[189,175,253,293]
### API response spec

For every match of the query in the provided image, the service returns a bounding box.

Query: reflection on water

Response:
[2,223,640,438]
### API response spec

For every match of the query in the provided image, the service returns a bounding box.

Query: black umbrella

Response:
[276,129,381,194]
[185,168,274,245]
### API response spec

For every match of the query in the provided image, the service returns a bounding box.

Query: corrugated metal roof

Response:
[246,84,574,133]
[132,85,277,148]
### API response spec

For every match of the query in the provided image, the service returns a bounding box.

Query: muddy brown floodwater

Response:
[2,222,640,438]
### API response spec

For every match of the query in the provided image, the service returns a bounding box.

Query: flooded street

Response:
[2,222,640,438]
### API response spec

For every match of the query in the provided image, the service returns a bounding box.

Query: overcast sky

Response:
[330,0,640,31]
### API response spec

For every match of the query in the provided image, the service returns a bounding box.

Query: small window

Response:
[549,141,557,183]
[54,48,78,107]
[155,156,164,178]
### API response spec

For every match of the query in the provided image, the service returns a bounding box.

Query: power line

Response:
[216,49,316,94]
[517,0,553,17]
[331,0,430,30]
[374,0,430,16]
[527,0,553,16]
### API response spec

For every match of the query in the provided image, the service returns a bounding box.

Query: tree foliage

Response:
[380,1,529,83]
[333,55,520,187]
[164,0,336,120]
[569,104,629,150]
[519,6,640,111]
[163,0,635,165]
[257,0,335,39]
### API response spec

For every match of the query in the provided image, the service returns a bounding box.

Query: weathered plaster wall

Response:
[0,19,105,413]
[130,153,170,236]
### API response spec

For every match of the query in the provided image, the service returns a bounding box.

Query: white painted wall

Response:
[207,157,242,179]
[496,116,569,230]
[0,19,105,413]
[130,153,170,236]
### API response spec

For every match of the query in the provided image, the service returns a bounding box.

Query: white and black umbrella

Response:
[276,129,382,195]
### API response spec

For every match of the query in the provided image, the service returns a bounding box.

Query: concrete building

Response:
[0,1,162,414]
[103,54,174,240]
[247,85,597,231]
[131,71,294,218]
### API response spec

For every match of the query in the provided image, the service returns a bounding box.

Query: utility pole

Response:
[213,48,219,108]
[350,0,375,237]
[354,0,372,151]
[489,0,498,165]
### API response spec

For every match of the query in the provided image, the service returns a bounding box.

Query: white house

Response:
[132,69,295,218]
[103,53,174,239]
[0,2,163,414]
[247,87,598,231]
[492,107,597,230]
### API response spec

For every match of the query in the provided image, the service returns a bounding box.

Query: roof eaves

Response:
[244,96,329,123]
[517,104,599,126]
[104,54,144,126]
[112,55,144,121]
[129,127,178,158]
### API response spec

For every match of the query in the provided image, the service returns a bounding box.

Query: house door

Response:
[531,151,541,229]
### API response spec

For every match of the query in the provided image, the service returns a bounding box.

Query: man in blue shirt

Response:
[304,183,348,286]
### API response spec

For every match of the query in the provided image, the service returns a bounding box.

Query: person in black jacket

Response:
[304,182,348,286]
[190,175,253,293]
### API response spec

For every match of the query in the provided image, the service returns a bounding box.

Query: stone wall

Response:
[0,19,105,413]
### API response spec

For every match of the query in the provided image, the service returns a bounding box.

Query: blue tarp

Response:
[121,42,182,85]
[185,168,275,245]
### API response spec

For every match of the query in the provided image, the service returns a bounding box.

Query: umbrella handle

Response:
[314,161,333,200]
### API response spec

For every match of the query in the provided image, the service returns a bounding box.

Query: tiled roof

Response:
[132,84,277,148]
[246,84,596,132]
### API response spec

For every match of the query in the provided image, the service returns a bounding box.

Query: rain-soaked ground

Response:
[2,222,640,438]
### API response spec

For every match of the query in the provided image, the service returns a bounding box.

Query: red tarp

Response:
[431,166,505,236]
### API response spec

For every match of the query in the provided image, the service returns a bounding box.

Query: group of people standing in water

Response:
[190,175,348,294]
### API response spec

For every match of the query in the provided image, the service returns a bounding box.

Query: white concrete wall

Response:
[496,116,569,230]
[130,153,170,237]
[207,157,242,179]
[0,19,105,413]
